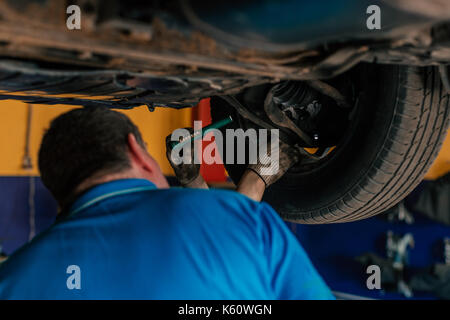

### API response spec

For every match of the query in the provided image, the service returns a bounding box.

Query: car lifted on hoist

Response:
[0,0,448,223]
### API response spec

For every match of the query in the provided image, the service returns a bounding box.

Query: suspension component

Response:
[269,80,350,147]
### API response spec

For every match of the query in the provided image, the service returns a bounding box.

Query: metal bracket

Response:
[263,89,314,145]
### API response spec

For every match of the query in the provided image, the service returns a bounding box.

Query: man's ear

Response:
[127,133,153,173]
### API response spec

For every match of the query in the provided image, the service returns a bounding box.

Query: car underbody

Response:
[0,0,448,109]
[0,0,449,223]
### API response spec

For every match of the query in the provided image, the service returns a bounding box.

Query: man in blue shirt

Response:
[0,107,333,299]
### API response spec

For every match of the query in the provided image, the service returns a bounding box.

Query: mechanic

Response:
[0,106,334,299]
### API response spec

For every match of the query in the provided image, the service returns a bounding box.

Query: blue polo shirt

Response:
[0,179,333,300]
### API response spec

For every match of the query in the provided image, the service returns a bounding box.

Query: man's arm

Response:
[170,165,265,202]
[165,130,208,189]
[238,135,303,201]
[236,170,266,202]
[166,129,302,201]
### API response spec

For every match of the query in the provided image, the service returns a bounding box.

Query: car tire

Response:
[211,64,449,224]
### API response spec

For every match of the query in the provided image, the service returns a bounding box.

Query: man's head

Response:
[38,107,169,209]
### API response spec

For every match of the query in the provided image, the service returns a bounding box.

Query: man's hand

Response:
[165,129,208,189]
[238,136,301,201]
[247,137,301,187]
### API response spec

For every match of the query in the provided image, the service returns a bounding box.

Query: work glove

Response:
[247,134,301,187]
[165,128,201,186]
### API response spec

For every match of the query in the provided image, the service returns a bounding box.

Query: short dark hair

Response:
[38,107,145,208]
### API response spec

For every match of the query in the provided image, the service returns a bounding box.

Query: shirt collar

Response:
[68,178,157,216]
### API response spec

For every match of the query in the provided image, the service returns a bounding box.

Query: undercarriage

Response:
[0,0,448,109]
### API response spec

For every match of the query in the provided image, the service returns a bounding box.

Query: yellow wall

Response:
[0,101,191,176]
[424,130,450,180]
[0,99,448,179]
